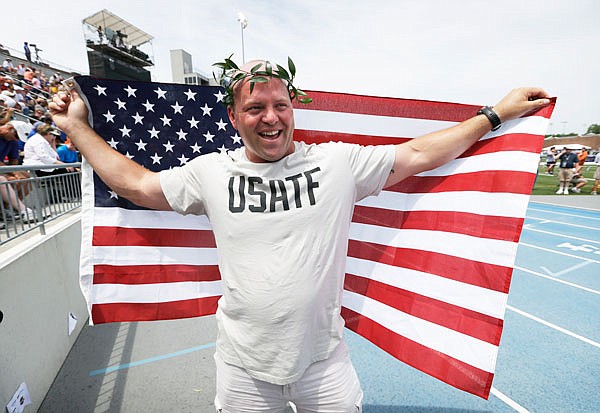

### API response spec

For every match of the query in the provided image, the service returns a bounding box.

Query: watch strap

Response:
[477,106,502,131]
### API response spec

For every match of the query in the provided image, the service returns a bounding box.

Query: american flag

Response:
[74,76,555,399]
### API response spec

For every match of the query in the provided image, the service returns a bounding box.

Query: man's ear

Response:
[227,106,237,130]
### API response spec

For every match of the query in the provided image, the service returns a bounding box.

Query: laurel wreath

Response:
[213,55,312,107]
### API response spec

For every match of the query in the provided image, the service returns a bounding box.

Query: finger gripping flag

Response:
[74,76,555,399]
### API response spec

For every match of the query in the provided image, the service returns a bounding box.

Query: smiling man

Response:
[50,58,550,412]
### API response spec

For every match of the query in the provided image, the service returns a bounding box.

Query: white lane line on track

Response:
[525,216,600,231]
[515,265,600,295]
[523,227,600,244]
[490,387,530,413]
[527,207,600,220]
[530,202,600,214]
[540,261,592,278]
[518,243,600,264]
[507,305,600,349]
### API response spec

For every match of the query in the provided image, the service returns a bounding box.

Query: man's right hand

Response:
[48,90,90,136]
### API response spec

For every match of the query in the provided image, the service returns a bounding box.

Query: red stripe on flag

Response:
[389,170,536,195]
[344,274,503,345]
[347,239,512,293]
[91,296,221,323]
[296,91,479,121]
[353,207,525,242]
[93,264,221,284]
[93,227,217,247]
[341,307,493,399]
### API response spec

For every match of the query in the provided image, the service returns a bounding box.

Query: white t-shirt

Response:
[160,141,395,384]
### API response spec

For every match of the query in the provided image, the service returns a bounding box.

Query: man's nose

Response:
[261,107,278,124]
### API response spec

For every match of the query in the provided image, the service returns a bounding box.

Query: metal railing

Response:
[0,163,82,245]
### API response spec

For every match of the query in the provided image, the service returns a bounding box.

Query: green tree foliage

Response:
[586,124,600,134]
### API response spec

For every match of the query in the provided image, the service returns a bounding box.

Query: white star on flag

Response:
[150,153,162,164]
[184,89,196,101]
[190,142,202,153]
[163,140,175,152]
[108,190,118,199]
[200,103,213,116]
[119,125,131,137]
[232,133,242,144]
[147,127,160,139]
[94,85,106,95]
[132,112,144,124]
[203,131,215,142]
[176,129,188,140]
[103,111,115,123]
[124,152,134,160]
[214,90,226,102]
[142,100,155,112]
[107,138,118,149]
[124,85,137,97]
[160,115,172,126]
[154,87,167,99]
[135,139,147,151]
[171,102,184,114]
[218,144,228,153]
[177,154,190,165]
[114,98,127,110]
[216,119,228,131]
[187,116,199,129]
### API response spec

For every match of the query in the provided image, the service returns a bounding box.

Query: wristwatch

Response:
[477,106,502,131]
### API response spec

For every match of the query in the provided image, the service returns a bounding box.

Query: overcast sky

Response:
[3,0,598,135]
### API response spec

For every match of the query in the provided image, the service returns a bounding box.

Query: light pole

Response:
[237,12,248,63]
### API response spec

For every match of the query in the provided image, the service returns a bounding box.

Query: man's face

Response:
[0,124,18,142]
[227,78,295,163]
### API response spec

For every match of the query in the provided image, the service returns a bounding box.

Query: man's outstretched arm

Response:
[384,87,551,188]
[49,90,172,211]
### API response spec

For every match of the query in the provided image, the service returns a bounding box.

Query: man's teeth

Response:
[261,131,279,136]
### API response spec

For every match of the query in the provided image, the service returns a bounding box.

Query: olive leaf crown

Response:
[212,55,312,107]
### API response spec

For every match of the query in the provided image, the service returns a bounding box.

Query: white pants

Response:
[214,342,363,413]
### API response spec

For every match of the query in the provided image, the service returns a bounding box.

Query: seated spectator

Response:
[57,138,80,168]
[2,58,15,73]
[569,172,587,193]
[23,124,72,175]
[0,120,33,215]
[0,174,37,223]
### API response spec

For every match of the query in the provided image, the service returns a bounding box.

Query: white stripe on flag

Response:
[295,109,550,139]
[357,191,530,218]
[349,224,519,267]
[94,207,212,230]
[92,280,224,304]
[342,290,498,372]
[346,257,508,319]
[92,246,219,266]
[417,151,541,177]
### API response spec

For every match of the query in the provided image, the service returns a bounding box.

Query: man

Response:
[576,147,588,173]
[49,59,550,412]
[556,146,579,194]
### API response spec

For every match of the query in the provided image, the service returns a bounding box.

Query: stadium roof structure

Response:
[82,9,153,47]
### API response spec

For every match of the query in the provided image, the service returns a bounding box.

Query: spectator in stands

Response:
[16,63,25,79]
[57,138,80,169]
[23,124,72,175]
[0,120,32,214]
[0,174,36,223]
[23,68,34,84]
[23,42,31,61]
[2,58,15,73]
